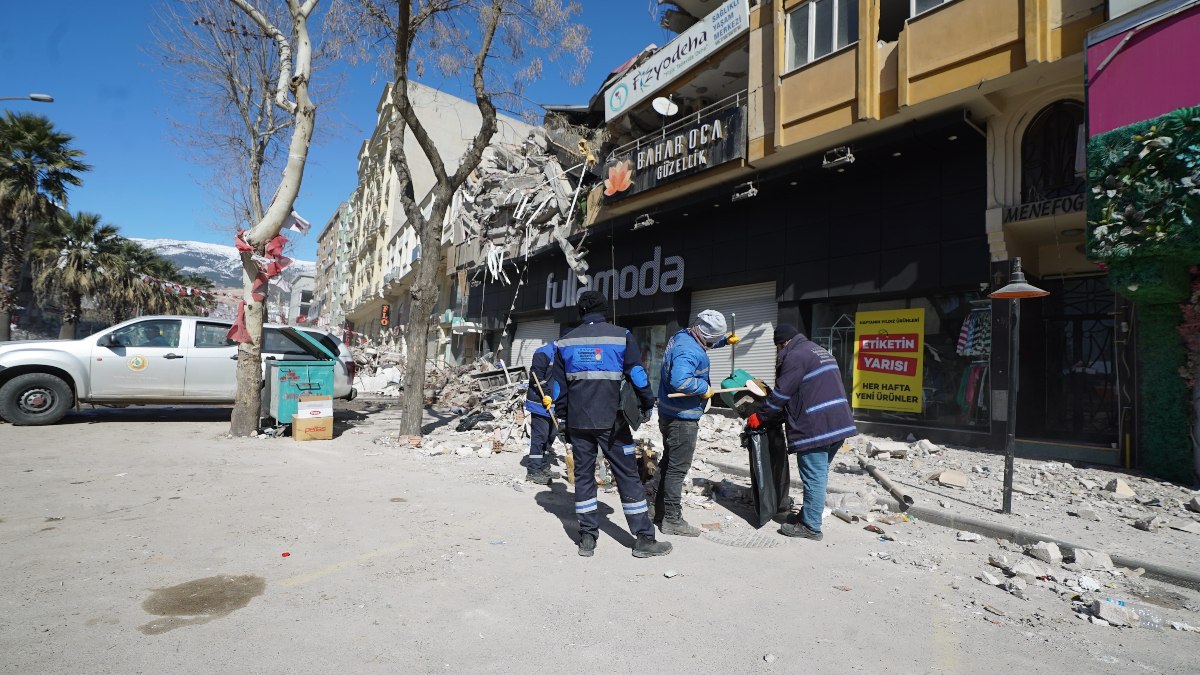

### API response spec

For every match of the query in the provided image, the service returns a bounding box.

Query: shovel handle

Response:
[667,386,748,399]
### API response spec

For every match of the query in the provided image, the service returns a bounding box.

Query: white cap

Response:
[693,309,728,342]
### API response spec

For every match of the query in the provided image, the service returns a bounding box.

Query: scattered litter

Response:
[281,552,290,557]
[763,654,777,664]
[456,412,496,432]
[833,585,852,592]
[956,531,982,542]
[701,522,722,531]
[864,525,885,535]
[1078,575,1102,592]
[489,540,506,545]
[983,605,1006,617]
[663,570,680,578]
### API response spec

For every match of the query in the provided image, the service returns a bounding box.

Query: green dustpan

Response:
[721,369,757,408]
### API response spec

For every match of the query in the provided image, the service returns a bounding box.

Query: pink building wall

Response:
[1087,3,1200,136]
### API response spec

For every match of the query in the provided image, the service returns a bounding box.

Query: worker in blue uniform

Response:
[525,342,560,485]
[551,290,672,558]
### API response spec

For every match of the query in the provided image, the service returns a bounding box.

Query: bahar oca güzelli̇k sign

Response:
[603,0,749,122]
[851,308,925,414]
[600,105,746,203]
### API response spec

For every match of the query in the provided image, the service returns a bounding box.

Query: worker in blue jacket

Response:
[551,290,671,558]
[747,324,857,540]
[525,342,560,484]
[654,309,739,536]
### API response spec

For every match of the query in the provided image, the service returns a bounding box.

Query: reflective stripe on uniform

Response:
[805,397,848,414]
[557,336,627,347]
[788,425,857,449]
[575,498,598,513]
[622,444,635,455]
[622,499,648,514]
[803,364,839,381]
[566,371,624,381]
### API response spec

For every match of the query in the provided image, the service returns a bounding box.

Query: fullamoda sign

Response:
[851,308,925,414]
[601,105,746,202]
[546,246,684,309]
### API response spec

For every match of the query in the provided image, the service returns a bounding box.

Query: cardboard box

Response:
[297,395,333,419]
[293,414,333,441]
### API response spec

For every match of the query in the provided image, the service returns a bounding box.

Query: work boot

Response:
[779,522,823,541]
[776,496,796,516]
[632,534,673,558]
[578,533,597,557]
[526,468,551,485]
[659,506,701,537]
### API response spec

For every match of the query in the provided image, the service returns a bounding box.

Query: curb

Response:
[705,458,1200,592]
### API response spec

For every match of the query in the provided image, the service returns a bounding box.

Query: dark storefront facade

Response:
[469,114,1034,448]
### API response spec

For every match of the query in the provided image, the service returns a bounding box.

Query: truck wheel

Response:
[0,373,74,426]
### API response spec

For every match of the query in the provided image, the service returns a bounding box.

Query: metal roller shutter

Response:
[509,318,560,371]
[691,282,779,387]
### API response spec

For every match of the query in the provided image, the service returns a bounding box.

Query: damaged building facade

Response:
[460,0,1159,472]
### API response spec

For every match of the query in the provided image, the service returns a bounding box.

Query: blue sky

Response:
[0,1,669,261]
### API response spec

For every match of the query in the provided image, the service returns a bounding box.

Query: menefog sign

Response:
[600,105,746,203]
[545,246,685,309]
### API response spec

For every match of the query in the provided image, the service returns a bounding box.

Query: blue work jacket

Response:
[524,342,560,418]
[551,312,655,431]
[757,335,857,452]
[657,329,728,420]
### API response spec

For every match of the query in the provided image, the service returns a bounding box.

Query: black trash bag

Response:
[619,380,643,432]
[741,424,792,528]
[455,411,495,432]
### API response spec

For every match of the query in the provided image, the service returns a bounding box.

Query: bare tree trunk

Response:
[1193,360,1200,487]
[398,209,447,434]
[227,0,320,437]
[0,310,10,342]
[58,291,81,340]
[0,219,29,342]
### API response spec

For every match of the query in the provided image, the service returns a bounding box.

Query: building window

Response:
[787,0,858,71]
[912,0,953,16]
[1021,100,1086,203]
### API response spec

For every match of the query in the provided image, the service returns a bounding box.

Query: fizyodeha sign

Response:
[600,105,746,202]
[851,308,925,414]
[603,0,749,121]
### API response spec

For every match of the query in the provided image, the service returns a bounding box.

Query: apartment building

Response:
[467,0,1129,464]
[323,82,532,361]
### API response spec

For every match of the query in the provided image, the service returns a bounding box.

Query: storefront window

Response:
[810,292,991,429]
[631,325,668,393]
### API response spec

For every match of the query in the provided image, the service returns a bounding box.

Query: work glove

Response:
[639,407,654,425]
[701,389,718,400]
[727,333,741,345]
[541,395,553,409]
[746,413,763,430]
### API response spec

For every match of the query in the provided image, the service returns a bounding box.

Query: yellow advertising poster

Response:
[851,308,925,413]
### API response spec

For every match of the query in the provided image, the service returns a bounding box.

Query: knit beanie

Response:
[693,309,728,342]
[577,290,609,317]
[773,324,799,345]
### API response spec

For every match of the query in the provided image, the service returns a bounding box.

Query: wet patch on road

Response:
[138,575,265,635]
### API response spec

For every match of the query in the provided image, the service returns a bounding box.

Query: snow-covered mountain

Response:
[132,238,316,288]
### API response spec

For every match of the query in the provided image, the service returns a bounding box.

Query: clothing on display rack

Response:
[956,309,992,356]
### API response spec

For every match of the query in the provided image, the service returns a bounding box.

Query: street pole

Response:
[0,94,54,103]
[989,256,1048,515]
[1003,295,1020,514]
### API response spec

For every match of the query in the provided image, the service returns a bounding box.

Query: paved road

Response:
[1,407,1197,673]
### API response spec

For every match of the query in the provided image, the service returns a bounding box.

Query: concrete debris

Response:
[1002,577,1027,598]
[868,440,909,459]
[1169,520,1200,535]
[932,469,970,489]
[763,654,777,664]
[1188,496,1200,513]
[1078,575,1102,592]
[978,571,1001,586]
[663,569,680,578]
[989,554,1014,571]
[1068,507,1101,521]
[1009,559,1055,581]
[1072,548,1114,571]
[956,531,982,542]
[1090,599,1136,627]
[1134,514,1168,531]
[1028,541,1063,565]
[1105,478,1137,500]
[1012,484,1039,496]
[1089,615,1111,626]
[1171,621,1200,632]
[911,439,942,456]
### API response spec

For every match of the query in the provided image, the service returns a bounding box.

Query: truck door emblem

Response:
[128,355,149,372]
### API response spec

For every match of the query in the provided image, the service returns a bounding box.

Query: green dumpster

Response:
[262,328,338,425]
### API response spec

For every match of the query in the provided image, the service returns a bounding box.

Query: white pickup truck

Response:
[0,315,357,425]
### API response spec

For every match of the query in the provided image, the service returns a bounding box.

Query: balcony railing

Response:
[605,90,747,163]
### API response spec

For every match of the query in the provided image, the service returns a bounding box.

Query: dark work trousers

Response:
[527,413,557,472]
[570,422,654,539]
[655,416,699,520]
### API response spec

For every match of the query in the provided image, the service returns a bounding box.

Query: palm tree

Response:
[104,239,160,322]
[30,211,121,339]
[0,112,90,341]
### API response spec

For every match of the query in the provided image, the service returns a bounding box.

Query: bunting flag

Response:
[227,231,292,344]
[285,210,311,235]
